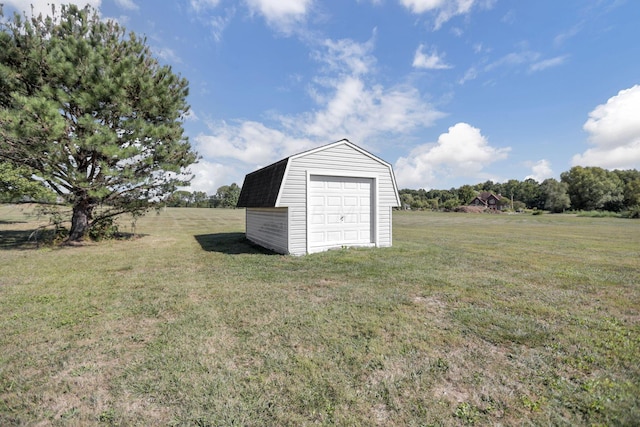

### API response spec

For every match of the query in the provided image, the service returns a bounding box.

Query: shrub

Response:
[89,218,120,241]
[576,210,620,218]
[621,205,640,219]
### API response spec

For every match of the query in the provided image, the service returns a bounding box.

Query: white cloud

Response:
[192,35,444,187]
[192,0,310,41]
[292,36,444,144]
[154,47,182,64]
[484,50,540,72]
[187,0,234,42]
[412,44,453,70]
[554,23,583,47]
[473,42,489,54]
[189,121,315,194]
[186,160,237,195]
[314,36,377,76]
[195,120,315,166]
[395,122,510,188]
[293,76,443,144]
[207,13,233,42]
[525,159,553,182]
[449,26,463,37]
[399,0,488,30]
[245,0,313,34]
[529,55,568,73]
[399,0,447,14]
[501,9,515,24]
[464,49,565,83]
[182,32,445,190]
[184,109,199,122]
[572,85,640,169]
[458,66,478,84]
[583,85,640,149]
[190,0,221,12]
[3,0,101,17]
[114,0,138,11]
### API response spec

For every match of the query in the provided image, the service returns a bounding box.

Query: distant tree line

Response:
[0,170,241,209]
[4,165,639,216]
[164,183,241,208]
[400,166,640,215]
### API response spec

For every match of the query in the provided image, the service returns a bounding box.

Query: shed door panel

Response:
[309,175,373,249]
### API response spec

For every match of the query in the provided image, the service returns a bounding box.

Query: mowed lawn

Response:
[0,205,638,426]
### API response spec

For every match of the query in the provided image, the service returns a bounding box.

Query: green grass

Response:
[1,206,639,425]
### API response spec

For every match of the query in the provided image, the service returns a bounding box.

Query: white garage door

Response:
[308,175,374,251]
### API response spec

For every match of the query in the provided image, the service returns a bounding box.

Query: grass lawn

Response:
[1,205,639,426]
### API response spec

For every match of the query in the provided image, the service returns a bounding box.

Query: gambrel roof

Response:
[237,139,400,208]
[236,158,288,208]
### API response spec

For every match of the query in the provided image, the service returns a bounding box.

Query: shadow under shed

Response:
[194,233,278,255]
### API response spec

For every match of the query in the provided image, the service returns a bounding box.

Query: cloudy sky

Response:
[3,0,640,193]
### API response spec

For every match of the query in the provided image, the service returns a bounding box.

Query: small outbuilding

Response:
[237,139,401,255]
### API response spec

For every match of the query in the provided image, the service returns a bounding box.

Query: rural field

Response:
[0,205,638,426]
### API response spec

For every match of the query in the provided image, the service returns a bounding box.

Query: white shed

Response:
[237,139,401,255]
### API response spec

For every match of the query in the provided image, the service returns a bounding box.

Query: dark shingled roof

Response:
[478,191,501,201]
[236,158,289,207]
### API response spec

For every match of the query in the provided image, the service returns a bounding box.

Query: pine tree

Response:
[0,4,198,241]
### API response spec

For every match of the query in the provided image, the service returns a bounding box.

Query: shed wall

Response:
[245,208,289,254]
[278,143,398,255]
[379,206,392,248]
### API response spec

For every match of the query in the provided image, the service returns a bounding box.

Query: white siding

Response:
[245,208,289,254]
[378,206,392,247]
[277,143,398,255]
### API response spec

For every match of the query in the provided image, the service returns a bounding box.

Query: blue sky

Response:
[4,0,640,194]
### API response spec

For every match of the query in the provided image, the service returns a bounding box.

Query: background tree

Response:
[442,197,461,211]
[213,183,241,208]
[613,169,640,208]
[0,5,197,240]
[399,191,414,209]
[432,189,457,206]
[498,196,513,210]
[500,178,542,209]
[475,180,506,197]
[456,184,476,204]
[623,178,640,208]
[501,179,520,204]
[474,180,497,193]
[520,178,543,208]
[561,166,624,211]
[540,178,571,213]
[191,191,209,208]
[425,198,439,210]
[398,169,638,214]
[166,190,194,207]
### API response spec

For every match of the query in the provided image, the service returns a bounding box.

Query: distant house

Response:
[237,139,401,255]
[469,192,502,210]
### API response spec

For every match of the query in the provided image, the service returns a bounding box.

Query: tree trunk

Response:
[68,199,94,241]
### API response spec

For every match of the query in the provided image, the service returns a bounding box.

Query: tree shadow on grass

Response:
[0,229,35,250]
[194,233,278,255]
[0,229,146,250]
